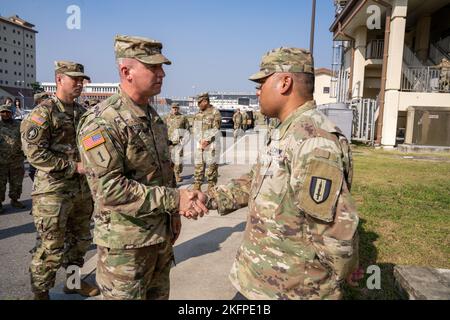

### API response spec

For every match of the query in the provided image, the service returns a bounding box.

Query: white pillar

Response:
[381,0,408,147]
[352,27,367,99]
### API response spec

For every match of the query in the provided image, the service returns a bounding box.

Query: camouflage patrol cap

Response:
[171,103,180,108]
[114,35,172,66]
[196,92,209,102]
[34,92,49,103]
[249,47,314,82]
[0,104,13,113]
[55,61,91,80]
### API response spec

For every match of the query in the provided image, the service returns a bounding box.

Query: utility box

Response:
[405,106,450,146]
[317,103,353,141]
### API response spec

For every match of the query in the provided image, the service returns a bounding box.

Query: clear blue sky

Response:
[0,0,336,97]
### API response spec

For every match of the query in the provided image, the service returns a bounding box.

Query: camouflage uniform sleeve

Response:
[203,109,222,144]
[207,165,255,216]
[290,137,359,282]
[78,119,179,218]
[20,108,77,177]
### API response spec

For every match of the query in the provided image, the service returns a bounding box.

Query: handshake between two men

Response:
[179,189,209,220]
[170,189,209,245]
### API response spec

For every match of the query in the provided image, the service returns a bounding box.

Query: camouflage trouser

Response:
[97,241,173,300]
[0,160,25,202]
[29,192,93,293]
[169,144,184,177]
[233,128,242,141]
[194,144,219,186]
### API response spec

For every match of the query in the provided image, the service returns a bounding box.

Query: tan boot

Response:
[10,199,26,209]
[192,183,201,191]
[33,291,50,300]
[63,280,100,297]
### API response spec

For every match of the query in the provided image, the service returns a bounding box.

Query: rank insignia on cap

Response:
[31,115,47,126]
[310,177,332,204]
[82,131,106,151]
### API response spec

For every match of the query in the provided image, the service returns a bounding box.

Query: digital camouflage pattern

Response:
[77,89,179,249]
[20,96,93,293]
[77,88,179,300]
[249,47,314,81]
[233,111,243,141]
[164,108,190,180]
[97,241,173,300]
[192,101,222,188]
[55,61,90,80]
[0,104,25,202]
[34,92,50,104]
[114,35,172,66]
[242,111,250,131]
[438,58,450,91]
[208,100,359,300]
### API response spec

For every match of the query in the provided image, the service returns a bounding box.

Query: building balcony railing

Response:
[366,40,384,60]
[401,66,450,93]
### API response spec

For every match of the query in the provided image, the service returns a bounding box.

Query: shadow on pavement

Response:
[0,222,36,241]
[174,222,245,265]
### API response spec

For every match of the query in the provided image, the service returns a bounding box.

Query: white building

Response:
[331,0,450,147]
[0,15,38,105]
[41,82,119,102]
[314,68,338,105]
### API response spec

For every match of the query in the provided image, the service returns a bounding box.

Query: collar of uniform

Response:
[273,100,317,141]
[118,87,149,119]
[199,105,213,114]
[53,96,75,114]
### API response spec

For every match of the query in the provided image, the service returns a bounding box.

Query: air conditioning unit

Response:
[405,106,450,146]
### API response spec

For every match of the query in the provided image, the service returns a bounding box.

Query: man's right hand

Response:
[179,189,209,219]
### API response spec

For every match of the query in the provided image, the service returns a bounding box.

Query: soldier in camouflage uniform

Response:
[241,110,249,131]
[165,103,190,183]
[207,48,360,300]
[28,92,51,183]
[192,92,222,192]
[438,58,450,92]
[0,104,26,214]
[21,61,98,300]
[232,109,243,142]
[76,35,208,300]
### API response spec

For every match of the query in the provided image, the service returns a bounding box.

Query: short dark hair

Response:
[294,72,315,97]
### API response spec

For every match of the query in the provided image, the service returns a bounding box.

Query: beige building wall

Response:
[0,16,37,90]
[314,73,337,105]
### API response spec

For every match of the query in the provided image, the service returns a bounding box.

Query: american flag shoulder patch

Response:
[82,131,106,151]
[31,114,47,126]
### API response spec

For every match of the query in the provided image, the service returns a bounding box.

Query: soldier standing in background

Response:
[192,92,222,193]
[241,109,249,131]
[0,104,26,214]
[77,35,208,300]
[21,61,98,300]
[28,92,50,183]
[206,47,360,300]
[165,103,190,183]
[232,108,243,142]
